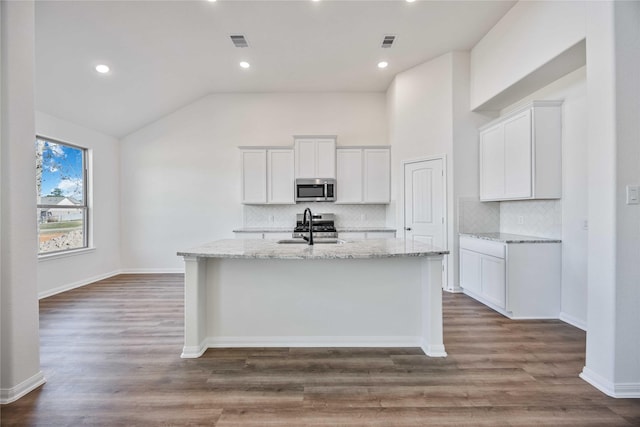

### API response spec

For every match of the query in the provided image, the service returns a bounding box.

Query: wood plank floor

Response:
[2,273,639,426]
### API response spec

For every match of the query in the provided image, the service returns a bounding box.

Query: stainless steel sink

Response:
[277,238,345,245]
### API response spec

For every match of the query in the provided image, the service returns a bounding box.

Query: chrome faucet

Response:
[302,208,314,245]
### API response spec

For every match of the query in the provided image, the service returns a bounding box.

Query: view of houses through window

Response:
[36,137,88,255]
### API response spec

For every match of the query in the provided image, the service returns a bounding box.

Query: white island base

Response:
[179,239,447,359]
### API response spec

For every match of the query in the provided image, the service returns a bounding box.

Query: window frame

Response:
[36,136,90,257]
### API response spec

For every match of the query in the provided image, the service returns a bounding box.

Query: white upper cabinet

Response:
[364,149,391,203]
[241,149,267,204]
[267,149,295,204]
[294,136,336,178]
[336,147,390,204]
[336,149,363,203]
[479,100,562,201]
[240,147,294,205]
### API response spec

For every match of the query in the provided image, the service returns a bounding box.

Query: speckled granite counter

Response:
[178,238,447,260]
[232,227,396,234]
[460,232,561,244]
[178,238,448,359]
[232,228,292,234]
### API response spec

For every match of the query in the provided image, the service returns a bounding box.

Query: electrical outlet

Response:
[626,185,640,205]
[517,215,524,225]
[582,220,589,230]
[360,214,367,221]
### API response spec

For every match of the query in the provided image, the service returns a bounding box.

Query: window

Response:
[36,137,88,255]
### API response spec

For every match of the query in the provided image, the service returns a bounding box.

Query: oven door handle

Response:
[324,182,328,201]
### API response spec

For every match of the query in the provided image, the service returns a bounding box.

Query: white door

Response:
[404,158,445,248]
[404,158,446,288]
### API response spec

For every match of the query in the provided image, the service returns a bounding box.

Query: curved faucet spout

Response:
[302,208,314,245]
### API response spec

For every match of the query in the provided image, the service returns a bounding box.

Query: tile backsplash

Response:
[500,200,562,239]
[458,197,500,234]
[458,197,562,239]
[243,203,387,228]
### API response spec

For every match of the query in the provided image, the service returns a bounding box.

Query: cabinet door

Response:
[480,255,506,309]
[241,150,267,204]
[459,249,481,294]
[295,139,317,178]
[336,149,363,203]
[504,110,532,198]
[479,124,505,200]
[363,149,390,203]
[316,138,336,178]
[268,149,294,204]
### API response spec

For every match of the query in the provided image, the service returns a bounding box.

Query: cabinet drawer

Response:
[459,236,505,259]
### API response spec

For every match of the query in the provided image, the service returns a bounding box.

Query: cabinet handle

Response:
[405,227,412,231]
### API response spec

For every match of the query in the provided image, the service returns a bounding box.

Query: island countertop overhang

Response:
[177,238,448,260]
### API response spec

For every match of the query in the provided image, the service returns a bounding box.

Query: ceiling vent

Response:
[230,34,249,48]
[381,35,396,48]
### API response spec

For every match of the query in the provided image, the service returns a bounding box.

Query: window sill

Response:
[38,247,96,262]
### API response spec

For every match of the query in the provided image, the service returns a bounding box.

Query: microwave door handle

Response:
[324,182,328,201]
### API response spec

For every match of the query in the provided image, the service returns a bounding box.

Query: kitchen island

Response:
[177,238,448,358]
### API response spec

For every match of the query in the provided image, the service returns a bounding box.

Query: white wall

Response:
[470,1,585,110]
[387,52,490,292]
[581,0,640,397]
[36,112,121,297]
[386,53,454,286]
[500,67,588,329]
[119,92,387,271]
[0,0,44,403]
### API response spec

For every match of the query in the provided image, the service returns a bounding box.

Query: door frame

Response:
[401,154,448,289]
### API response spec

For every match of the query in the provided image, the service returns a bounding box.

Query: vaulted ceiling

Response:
[35,0,515,137]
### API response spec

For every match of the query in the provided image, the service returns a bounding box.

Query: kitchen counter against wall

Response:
[460,232,561,244]
[233,227,396,233]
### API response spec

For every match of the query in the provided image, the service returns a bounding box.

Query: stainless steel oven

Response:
[295,178,336,202]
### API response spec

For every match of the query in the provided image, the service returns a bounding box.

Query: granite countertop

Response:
[233,227,396,233]
[177,238,448,260]
[337,227,397,233]
[460,232,561,244]
[232,228,292,233]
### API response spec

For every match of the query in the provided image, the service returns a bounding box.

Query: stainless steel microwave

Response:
[295,178,336,202]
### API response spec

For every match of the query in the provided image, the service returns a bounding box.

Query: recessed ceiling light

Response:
[95,64,110,74]
[207,0,216,2]
[406,0,416,2]
[377,61,389,69]
[240,61,250,69]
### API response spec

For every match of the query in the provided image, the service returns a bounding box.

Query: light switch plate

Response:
[626,185,640,205]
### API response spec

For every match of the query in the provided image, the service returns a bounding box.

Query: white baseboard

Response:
[119,268,184,274]
[208,336,422,348]
[580,366,640,398]
[444,285,464,294]
[421,344,447,357]
[560,311,587,331]
[0,371,46,404]
[38,270,121,299]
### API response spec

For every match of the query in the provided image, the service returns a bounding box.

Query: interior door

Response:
[404,159,448,288]
[404,158,445,247]
[404,158,446,287]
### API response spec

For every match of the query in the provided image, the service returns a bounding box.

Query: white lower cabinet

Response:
[459,236,560,319]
